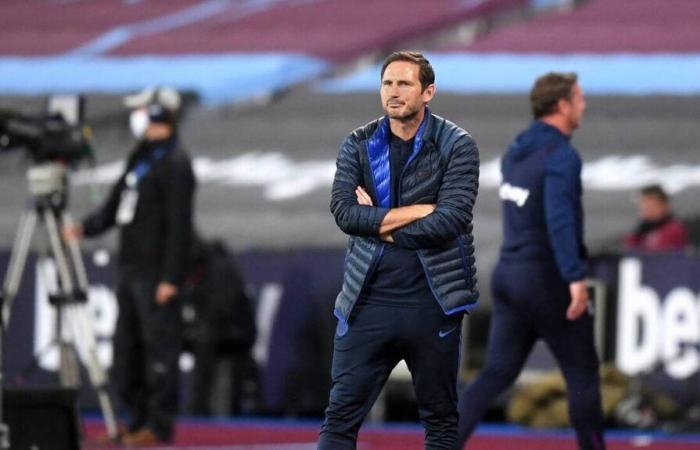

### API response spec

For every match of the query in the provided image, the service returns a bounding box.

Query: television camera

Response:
[0,95,93,201]
[0,94,117,447]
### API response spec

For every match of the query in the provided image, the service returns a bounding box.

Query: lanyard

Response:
[125,146,168,188]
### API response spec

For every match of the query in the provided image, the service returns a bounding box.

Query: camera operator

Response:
[63,87,195,446]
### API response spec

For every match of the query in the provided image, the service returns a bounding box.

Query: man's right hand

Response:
[62,223,84,243]
[411,204,437,218]
[567,279,589,321]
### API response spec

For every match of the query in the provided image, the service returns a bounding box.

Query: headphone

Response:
[146,88,174,124]
[147,102,169,123]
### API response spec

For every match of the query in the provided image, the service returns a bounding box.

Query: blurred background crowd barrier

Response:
[2,250,700,427]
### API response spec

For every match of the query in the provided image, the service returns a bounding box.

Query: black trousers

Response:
[456,260,605,450]
[113,271,182,440]
[318,300,463,450]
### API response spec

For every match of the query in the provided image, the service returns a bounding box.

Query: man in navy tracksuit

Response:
[318,52,479,450]
[455,73,606,450]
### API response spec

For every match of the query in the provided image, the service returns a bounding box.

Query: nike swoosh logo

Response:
[438,327,457,338]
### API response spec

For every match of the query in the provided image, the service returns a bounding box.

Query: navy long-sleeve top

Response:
[498,120,587,282]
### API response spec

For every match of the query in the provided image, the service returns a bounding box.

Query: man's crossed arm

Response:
[354,186,435,242]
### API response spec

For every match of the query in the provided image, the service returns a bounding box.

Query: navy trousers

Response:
[318,300,463,450]
[456,260,605,450]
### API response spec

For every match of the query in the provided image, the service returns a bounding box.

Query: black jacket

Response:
[82,136,195,285]
[331,110,480,328]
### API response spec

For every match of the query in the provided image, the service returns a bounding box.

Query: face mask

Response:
[129,109,149,139]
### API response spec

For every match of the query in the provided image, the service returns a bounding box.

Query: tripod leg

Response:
[42,208,81,387]
[42,208,75,294]
[57,211,119,440]
[65,304,119,440]
[61,212,89,293]
[0,210,39,449]
[2,210,38,326]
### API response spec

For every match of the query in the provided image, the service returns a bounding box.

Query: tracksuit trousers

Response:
[456,260,605,450]
[319,299,464,450]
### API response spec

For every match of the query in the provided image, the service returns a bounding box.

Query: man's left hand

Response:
[156,282,178,305]
[567,280,588,320]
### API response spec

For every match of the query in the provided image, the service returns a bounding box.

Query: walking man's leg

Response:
[544,314,606,450]
[456,299,536,448]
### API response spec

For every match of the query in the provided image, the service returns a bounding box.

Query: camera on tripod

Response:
[0,94,119,446]
[0,95,93,206]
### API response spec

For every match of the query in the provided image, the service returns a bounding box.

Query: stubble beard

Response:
[385,103,421,122]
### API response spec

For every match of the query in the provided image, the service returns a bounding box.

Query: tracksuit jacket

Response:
[499,120,587,281]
